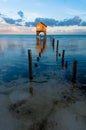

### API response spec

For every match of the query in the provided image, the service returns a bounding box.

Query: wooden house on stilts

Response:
[36,22,47,37]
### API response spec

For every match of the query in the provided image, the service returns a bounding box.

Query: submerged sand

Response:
[0,77,86,130]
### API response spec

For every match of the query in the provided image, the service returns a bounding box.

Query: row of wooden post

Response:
[28,37,78,83]
[28,47,42,80]
[51,37,78,83]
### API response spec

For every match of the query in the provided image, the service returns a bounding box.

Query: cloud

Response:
[25,16,82,27]
[17,11,24,18]
[0,23,35,34]
[0,13,23,26]
[47,26,86,34]
[3,17,23,26]
[3,17,16,24]
[58,16,82,26]
[25,18,58,27]
[0,11,86,27]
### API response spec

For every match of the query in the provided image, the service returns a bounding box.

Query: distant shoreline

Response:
[0,34,86,36]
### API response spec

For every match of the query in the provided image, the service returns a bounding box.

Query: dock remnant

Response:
[72,60,78,83]
[28,49,33,80]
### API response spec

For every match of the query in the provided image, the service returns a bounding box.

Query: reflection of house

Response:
[36,38,46,53]
[36,22,47,36]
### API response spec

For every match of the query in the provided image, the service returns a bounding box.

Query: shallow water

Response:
[0,34,86,84]
[0,34,86,130]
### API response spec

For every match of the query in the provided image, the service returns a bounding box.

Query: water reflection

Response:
[0,40,26,56]
[36,37,46,54]
[29,81,33,96]
[0,35,86,85]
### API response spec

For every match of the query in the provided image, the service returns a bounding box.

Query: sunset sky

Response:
[0,0,86,34]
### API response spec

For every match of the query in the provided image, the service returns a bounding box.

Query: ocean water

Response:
[0,34,86,84]
[0,34,86,130]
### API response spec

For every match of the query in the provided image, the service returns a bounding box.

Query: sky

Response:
[0,0,86,34]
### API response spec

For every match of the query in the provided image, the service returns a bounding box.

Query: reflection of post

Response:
[56,52,58,61]
[29,81,33,96]
[70,82,76,98]
[65,61,68,69]
[62,50,65,68]
[36,37,46,54]
[72,60,78,83]
[28,49,33,80]
[37,57,40,62]
[39,52,41,57]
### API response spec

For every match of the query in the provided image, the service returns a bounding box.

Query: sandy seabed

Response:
[0,76,86,130]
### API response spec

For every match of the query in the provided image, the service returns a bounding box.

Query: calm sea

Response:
[0,34,86,86]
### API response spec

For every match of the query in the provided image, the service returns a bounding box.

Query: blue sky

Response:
[0,0,86,20]
[0,0,86,34]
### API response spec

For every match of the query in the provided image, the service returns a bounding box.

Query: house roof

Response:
[36,22,47,27]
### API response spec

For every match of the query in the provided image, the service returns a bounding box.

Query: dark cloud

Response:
[16,19,22,22]
[58,16,82,26]
[17,11,24,18]
[1,15,22,26]
[25,16,83,27]
[34,18,58,26]
[25,22,34,27]
[3,17,16,24]
[25,18,58,27]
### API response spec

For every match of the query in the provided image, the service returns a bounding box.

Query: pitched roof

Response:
[36,22,47,27]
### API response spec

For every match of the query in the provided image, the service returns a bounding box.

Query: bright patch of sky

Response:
[0,0,86,21]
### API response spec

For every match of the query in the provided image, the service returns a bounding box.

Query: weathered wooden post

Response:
[56,40,59,52]
[72,60,78,83]
[62,50,65,68]
[52,38,55,50]
[28,49,33,80]
[56,40,59,61]
[62,50,65,59]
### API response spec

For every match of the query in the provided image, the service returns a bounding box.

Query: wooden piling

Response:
[52,38,55,44]
[52,38,55,50]
[28,49,33,80]
[62,50,65,68]
[56,40,59,52]
[62,58,64,68]
[56,40,59,61]
[72,60,78,83]
[62,50,65,59]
